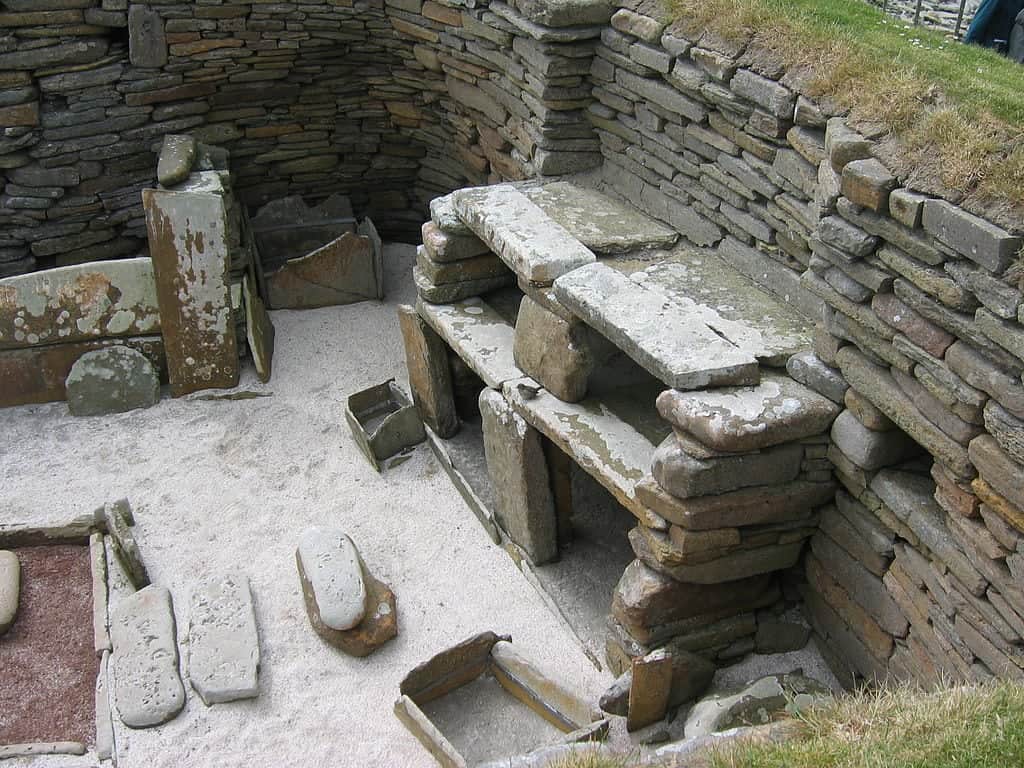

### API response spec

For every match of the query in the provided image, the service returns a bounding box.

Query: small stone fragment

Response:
[786,351,849,404]
[157,134,197,188]
[110,585,186,728]
[188,571,260,705]
[102,499,149,590]
[0,550,20,636]
[65,346,160,417]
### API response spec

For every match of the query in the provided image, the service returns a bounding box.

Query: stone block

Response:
[65,345,160,417]
[188,572,260,705]
[840,158,896,213]
[627,649,673,731]
[479,388,558,564]
[156,135,196,189]
[829,409,920,471]
[922,199,1022,273]
[786,351,848,403]
[825,118,871,173]
[398,305,458,438]
[128,5,166,68]
[513,296,593,403]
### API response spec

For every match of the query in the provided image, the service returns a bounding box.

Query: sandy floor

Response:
[0,244,609,767]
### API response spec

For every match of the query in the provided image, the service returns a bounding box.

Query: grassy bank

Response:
[666,0,1024,214]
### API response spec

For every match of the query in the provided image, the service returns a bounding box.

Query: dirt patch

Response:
[0,545,98,746]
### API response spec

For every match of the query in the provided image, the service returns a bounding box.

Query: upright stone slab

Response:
[513,296,594,403]
[188,571,260,705]
[0,551,19,636]
[265,231,379,310]
[627,649,673,732]
[452,184,596,285]
[398,304,459,438]
[656,373,840,453]
[110,585,186,729]
[128,5,167,68]
[143,187,239,396]
[65,345,160,417]
[553,263,759,390]
[479,388,558,564]
[0,258,160,350]
[102,499,148,590]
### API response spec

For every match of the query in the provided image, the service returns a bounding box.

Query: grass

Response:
[546,681,1024,768]
[664,0,1024,215]
[710,680,1024,768]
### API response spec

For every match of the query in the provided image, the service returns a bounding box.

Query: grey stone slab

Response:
[0,550,19,637]
[829,409,920,471]
[0,257,160,350]
[188,571,260,705]
[157,134,196,189]
[418,296,523,389]
[553,262,758,389]
[479,388,558,564]
[656,371,839,452]
[90,532,110,654]
[95,651,114,761]
[453,185,596,285]
[786,351,848,403]
[429,192,473,236]
[296,528,367,632]
[651,437,803,499]
[102,499,149,590]
[66,345,160,417]
[128,5,167,68]
[503,375,669,518]
[513,295,594,403]
[399,305,458,438]
[414,268,516,304]
[521,181,677,255]
[111,585,186,729]
[922,199,1022,273]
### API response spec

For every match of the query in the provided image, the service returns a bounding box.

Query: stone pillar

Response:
[398,305,459,438]
[479,388,558,564]
[512,295,594,403]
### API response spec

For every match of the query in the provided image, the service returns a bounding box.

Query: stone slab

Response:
[110,585,186,729]
[296,528,367,631]
[651,437,803,499]
[188,571,260,705]
[922,199,1021,273]
[0,335,165,408]
[0,257,160,350]
[0,550,19,636]
[157,134,196,189]
[399,304,459,438]
[503,374,669,518]
[656,372,839,452]
[452,184,596,285]
[90,532,110,654]
[627,648,672,732]
[66,345,160,417]
[417,296,523,389]
[143,188,238,396]
[513,295,594,403]
[103,499,148,590]
[266,231,380,310]
[243,274,274,384]
[522,181,677,255]
[553,262,758,389]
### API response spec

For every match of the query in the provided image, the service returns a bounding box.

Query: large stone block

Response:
[513,296,594,403]
[651,437,803,499]
[479,388,558,564]
[922,199,1021,273]
[829,409,920,471]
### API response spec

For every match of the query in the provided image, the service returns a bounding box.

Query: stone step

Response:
[503,374,671,521]
[452,184,596,285]
[553,262,760,390]
[417,296,524,389]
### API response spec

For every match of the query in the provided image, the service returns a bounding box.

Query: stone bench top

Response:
[503,371,670,518]
[417,296,524,389]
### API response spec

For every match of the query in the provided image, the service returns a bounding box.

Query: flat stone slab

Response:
[110,585,186,729]
[0,257,160,350]
[608,249,814,366]
[266,231,380,310]
[503,374,670,517]
[418,296,524,388]
[143,186,239,396]
[66,345,160,417]
[522,182,678,255]
[452,184,596,285]
[651,437,804,499]
[656,372,840,453]
[553,262,759,390]
[188,571,260,705]
[0,550,19,636]
[296,528,367,631]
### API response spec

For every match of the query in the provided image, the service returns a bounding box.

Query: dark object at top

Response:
[1010,9,1024,62]
[965,0,1024,54]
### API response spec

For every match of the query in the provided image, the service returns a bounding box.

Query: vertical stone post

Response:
[479,388,558,564]
[398,305,459,438]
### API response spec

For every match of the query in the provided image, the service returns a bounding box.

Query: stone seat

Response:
[553,246,815,391]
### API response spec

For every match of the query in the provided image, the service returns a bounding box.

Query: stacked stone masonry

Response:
[3,0,1023,689]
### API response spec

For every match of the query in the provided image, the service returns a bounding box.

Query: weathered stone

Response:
[296,528,368,632]
[842,387,894,431]
[840,158,896,213]
[555,262,759,389]
[420,221,489,263]
[143,186,238,396]
[970,436,1024,513]
[872,293,955,358]
[785,351,848,403]
[892,368,982,446]
[418,297,522,389]
[684,673,830,738]
[429,192,473,236]
[156,135,196,189]
[626,648,673,732]
[636,475,834,530]
[652,437,803,499]
[0,550,19,637]
[984,401,1024,465]
[975,308,1024,364]
[513,296,594,403]
[945,341,1024,419]
[414,268,515,304]
[730,70,795,118]
[922,199,1022,272]
[479,388,557,564]
[416,246,507,286]
[188,571,260,705]
[111,585,185,728]
[100,498,148,591]
[65,345,160,418]
[889,189,928,228]
[805,555,894,663]
[128,5,167,68]
[453,184,595,285]
[0,258,160,350]
[398,305,458,438]
[820,504,889,576]
[611,8,664,41]
[266,231,380,310]
[825,118,871,172]
[754,611,812,653]
[601,646,714,716]
[656,372,839,453]
[830,409,920,471]
[818,215,878,258]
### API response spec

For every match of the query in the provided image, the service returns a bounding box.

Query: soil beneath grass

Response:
[0,545,97,747]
